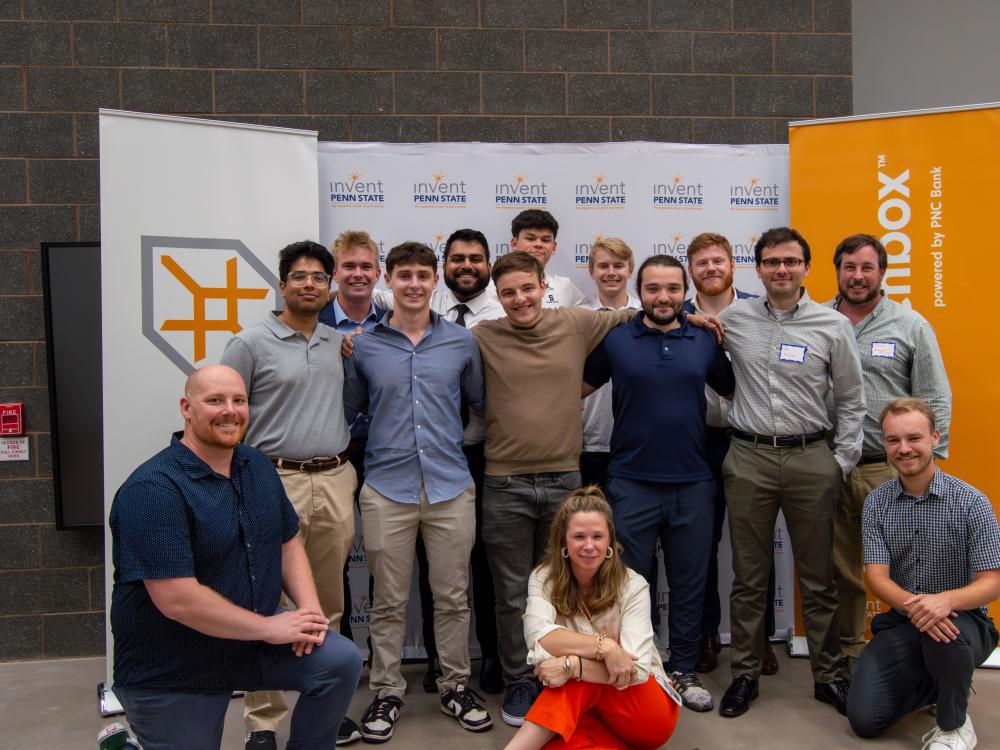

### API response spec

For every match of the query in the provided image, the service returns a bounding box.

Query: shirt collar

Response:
[762,287,810,317]
[441,285,496,316]
[892,467,946,503]
[332,297,378,327]
[170,431,249,479]
[630,311,695,338]
[590,293,640,311]
[263,311,329,341]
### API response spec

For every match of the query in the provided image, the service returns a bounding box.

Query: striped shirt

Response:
[718,288,866,474]
[826,294,951,457]
[863,469,1000,614]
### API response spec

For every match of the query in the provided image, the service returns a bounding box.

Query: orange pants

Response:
[525,677,679,750]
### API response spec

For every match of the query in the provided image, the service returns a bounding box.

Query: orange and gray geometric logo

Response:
[141,236,281,374]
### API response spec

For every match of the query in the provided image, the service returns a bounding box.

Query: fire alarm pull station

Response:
[0,403,24,436]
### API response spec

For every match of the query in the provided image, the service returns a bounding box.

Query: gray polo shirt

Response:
[220,313,350,461]
[825,294,952,458]
[719,288,866,475]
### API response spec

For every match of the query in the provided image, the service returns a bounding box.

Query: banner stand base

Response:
[98,682,124,717]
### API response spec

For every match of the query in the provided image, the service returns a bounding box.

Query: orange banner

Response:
[789,104,1000,631]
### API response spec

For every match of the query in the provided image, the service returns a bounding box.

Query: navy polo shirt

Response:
[110,433,298,692]
[583,314,735,483]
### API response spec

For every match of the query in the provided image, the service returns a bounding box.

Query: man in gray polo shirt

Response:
[717,227,865,719]
[221,240,360,749]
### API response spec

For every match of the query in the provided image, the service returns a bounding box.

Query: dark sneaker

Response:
[695,634,721,673]
[762,641,780,675]
[361,695,403,743]
[337,716,362,745]
[500,682,536,727]
[245,730,277,750]
[478,657,504,694]
[440,685,493,732]
[422,657,442,694]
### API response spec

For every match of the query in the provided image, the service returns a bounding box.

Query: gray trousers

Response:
[848,609,998,736]
[482,470,581,686]
[723,437,843,682]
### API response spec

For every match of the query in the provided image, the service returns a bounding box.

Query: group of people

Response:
[108,208,1000,750]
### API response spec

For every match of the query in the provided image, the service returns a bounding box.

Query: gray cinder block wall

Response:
[0,0,851,661]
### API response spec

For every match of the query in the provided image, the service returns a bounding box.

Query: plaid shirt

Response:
[863,469,1000,614]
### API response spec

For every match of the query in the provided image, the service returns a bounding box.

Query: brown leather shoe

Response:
[695,634,721,673]
[761,641,779,676]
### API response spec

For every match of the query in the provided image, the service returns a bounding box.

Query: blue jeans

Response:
[607,476,715,673]
[482,470,581,685]
[115,632,362,750]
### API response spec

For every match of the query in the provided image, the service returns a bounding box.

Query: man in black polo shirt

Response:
[109,365,362,750]
[583,254,735,713]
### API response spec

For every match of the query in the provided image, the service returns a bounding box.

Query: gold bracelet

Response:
[595,634,605,661]
[563,655,572,676]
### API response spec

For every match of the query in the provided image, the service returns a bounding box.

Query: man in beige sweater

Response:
[472,251,634,726]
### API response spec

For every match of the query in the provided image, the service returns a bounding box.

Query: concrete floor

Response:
[2,651,998,749]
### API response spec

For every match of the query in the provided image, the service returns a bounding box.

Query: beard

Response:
[839,282,881,305]
[445,269,489,297]
[692,269,734,297]
[643,301,682,326]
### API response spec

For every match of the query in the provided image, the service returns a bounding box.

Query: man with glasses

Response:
[221,240,362,749]
[716,227,865,719]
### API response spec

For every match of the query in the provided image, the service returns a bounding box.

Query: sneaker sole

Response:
[361,733,392,744]
[336,729,362,745]
[500,708,526,727]
[682,699,714,713]
[440,704,494,732]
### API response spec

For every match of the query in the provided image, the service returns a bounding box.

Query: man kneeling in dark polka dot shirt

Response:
[109,365,362,750]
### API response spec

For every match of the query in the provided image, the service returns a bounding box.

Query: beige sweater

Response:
[473,307,633,476]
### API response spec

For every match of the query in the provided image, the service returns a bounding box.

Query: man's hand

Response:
[533,658,570,690]
[341,327,363,358]
[262,608,329,651]
[924,618,960,643]
[687,313,724,344]
[904,592,957,632]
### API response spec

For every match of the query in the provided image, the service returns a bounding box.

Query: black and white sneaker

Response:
[360,695,403,743]
[440,685,493,732]
[244,730,277,750]
[337,716,362,745]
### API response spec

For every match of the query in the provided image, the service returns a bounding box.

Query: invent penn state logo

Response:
[651,174,704,210]
[494,173,548,208]
[729,176,780,211]
[329,171,386,208]
[575,174,626,209]
[141,236,281,375]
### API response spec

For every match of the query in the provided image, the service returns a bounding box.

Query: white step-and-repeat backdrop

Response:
[317,141,794,655]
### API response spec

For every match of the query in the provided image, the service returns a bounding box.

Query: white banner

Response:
[318,140,794,648]
[99,110,319,707]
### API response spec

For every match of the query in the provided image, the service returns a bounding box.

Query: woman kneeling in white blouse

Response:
[504,487,680,750]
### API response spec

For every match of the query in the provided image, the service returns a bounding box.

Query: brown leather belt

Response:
[269,453,350,472]
[731,429,826,449]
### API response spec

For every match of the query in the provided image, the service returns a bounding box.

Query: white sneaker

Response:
[668,670,714,712]
[921,715,977,750]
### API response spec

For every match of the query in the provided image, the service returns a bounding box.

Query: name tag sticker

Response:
[778,343,807,363]
[871,341,896,358]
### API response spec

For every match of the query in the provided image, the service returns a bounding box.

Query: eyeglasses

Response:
[760,257,804,269]
[285,271,331,286]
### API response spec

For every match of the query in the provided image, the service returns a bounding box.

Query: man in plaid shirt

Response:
[848,398,1000,750]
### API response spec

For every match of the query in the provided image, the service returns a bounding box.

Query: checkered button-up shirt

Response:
[863,469,1000,614]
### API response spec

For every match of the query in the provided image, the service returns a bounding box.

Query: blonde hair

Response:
[588,236,635,273]
[539,487,628,619]
[331,229,380,270]
[880,397,936,431]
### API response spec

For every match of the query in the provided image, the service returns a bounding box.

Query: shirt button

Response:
[251,574,255,581]
[417,425,422,429]
[415,400,420,404]
[420,449,424,453]
[246,543,251,548]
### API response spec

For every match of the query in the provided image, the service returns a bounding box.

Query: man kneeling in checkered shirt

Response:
[847,397,1000,750]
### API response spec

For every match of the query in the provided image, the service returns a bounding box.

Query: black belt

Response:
[706,426,731,438]
[731,429,826,449]
[270,453,350,472]
[858,453,888,465]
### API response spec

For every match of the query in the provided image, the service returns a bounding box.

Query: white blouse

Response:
[523,566,671,693]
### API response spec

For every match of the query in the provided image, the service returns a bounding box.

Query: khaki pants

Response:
[724,438,842,682]
[245,460,358,732]
[834,459,896,657]
[361,482,476,699]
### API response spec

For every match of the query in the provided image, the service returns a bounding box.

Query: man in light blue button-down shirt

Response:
[343,241,492,741]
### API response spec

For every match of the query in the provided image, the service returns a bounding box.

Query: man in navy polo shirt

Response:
[109,365,362,750]
[583,254,735,713]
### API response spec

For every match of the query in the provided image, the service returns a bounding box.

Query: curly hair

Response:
[538,486,629,619]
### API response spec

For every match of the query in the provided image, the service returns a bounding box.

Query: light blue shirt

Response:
[344,311,485,504]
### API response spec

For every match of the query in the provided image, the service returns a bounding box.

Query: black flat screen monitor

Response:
[41,241,103,528]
